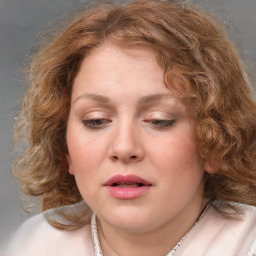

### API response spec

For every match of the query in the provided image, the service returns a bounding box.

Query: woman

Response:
[5,0,256,255]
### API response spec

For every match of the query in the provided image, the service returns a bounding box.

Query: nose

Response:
[109,121,145,164]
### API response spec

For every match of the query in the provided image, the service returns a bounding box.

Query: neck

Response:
[97,200,208,256]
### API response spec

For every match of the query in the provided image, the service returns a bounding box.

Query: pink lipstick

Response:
[104,174,152,199]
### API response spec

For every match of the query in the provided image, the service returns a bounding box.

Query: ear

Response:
[204,160,215,174]
[66,154,74,175]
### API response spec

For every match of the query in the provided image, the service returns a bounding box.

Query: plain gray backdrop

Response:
[0,0,255,247]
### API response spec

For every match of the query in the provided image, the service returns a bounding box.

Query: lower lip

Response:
[105,186,151,199]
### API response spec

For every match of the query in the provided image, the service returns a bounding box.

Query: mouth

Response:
[104,174,152,199]
[104,174,152,187]
[111,182,146,188]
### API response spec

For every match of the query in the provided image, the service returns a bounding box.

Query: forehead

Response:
[72,42,169,98]
[75,43,159,80]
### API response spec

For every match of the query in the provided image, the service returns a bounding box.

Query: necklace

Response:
[91,205,209,256]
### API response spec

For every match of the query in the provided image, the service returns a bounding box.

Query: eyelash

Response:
[145,119,176,129]
[82,118,176,130]
[82,119,111,129]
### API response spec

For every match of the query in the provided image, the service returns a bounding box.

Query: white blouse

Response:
[4,203,256,256]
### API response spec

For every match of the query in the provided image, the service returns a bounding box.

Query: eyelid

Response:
[82,111,111,120]
[141,110,177,130]
[143,111,175,120]
[82,118,112,130]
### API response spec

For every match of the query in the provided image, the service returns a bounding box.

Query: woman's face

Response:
[66,42,207,234]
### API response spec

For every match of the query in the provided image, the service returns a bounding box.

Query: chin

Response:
[100,206,158,233]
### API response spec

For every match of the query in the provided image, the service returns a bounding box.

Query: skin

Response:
[66,42,210,256]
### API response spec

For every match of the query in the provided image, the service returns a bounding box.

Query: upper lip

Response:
[104,174,152,186]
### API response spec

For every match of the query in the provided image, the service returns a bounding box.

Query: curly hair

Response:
[13,0,256,229]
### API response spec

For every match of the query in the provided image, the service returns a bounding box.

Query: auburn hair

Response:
[13,0,256,229]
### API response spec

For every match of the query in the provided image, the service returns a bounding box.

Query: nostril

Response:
[110,152,142,162]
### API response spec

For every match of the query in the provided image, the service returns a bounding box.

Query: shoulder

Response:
[177,203,256,255]
[4,209,94,256]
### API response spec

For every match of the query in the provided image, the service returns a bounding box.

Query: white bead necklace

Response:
[91,206,208,256]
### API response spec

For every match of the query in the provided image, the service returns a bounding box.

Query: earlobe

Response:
[204,160,215,174]
[66,154,74,175]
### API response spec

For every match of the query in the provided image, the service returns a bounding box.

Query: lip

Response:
[103,174,152,200]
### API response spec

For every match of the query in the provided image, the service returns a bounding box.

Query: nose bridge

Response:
[110,116,143,162]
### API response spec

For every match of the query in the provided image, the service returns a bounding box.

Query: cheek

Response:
[67,121,102,167]
[156,136,199,163]
[151,135,204,181]
[67,136,102,199]
[66,132,110,196]
[68,140,100,172]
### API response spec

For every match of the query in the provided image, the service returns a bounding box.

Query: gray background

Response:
[0,0,255,247]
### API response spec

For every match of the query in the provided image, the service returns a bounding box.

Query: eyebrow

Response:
[73,93,174,105]
[138,93,174,105]
[73,93,110,104]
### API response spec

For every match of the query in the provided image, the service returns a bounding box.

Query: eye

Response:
[145,119,176,129]
[82,118,111,130]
